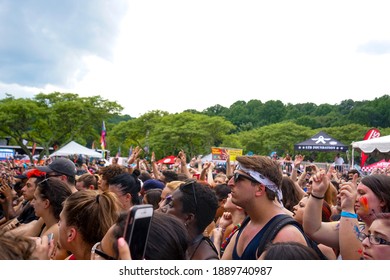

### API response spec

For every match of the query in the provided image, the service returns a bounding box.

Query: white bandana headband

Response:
[235,163,283,204]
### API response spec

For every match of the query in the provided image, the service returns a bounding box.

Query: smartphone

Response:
[123,204,154,260]
[305,166,312,173]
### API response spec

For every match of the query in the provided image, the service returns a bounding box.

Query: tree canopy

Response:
[1,92,389,164]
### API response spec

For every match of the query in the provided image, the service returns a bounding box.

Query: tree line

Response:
[0,92,389,164]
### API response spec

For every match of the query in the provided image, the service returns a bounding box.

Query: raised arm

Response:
[205,162,215,186]
[338,174,362,260]
[303,171,340,248]
[291,155,307,197]
[150,152,162,180]
[225,151,232,178]
[291,154,304,182]
[0,182,18,221]
[210,212,233,259]
[178,150,191,179]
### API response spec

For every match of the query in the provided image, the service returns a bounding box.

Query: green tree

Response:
[0,93,122,161]
[225,101,251,131]
[234,122,313,156]
[259,100,286,126]
[108,110,169,157]
[202,104,229,117]
[149,112,235,159]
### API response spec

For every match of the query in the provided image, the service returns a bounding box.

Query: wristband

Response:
[310,193,324,200]
[216,227,226,234]
[340,211,358,219]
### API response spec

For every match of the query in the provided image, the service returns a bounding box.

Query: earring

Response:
[184,223,188,227]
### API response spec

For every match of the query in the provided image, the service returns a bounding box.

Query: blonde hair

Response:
[165,180,184,191]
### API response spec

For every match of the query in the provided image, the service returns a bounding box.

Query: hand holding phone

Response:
[123,205,153,260]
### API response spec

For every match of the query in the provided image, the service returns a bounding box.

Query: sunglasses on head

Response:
[180,180,198,212]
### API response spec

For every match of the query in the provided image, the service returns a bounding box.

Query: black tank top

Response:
[232,215,283,260]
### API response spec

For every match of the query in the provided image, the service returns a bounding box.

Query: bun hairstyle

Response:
[108,172,142,205]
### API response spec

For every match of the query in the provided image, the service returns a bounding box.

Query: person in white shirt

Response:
[334,153,344,172]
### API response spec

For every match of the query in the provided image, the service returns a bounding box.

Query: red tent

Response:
[157,155,177,164]
[361,159,390,172]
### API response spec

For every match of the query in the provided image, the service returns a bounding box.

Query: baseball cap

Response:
[14,173,28,179]
[37,158,77,177]
[142,179,165,192]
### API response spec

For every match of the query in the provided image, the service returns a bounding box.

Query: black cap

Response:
[37,158,77,177]
[14,173,28,180]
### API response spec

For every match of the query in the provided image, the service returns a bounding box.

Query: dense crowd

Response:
[0,148,389,260]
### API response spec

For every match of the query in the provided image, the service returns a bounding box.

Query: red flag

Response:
[361,128,380,167]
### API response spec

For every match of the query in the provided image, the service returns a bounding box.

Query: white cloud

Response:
[2,1,390,117]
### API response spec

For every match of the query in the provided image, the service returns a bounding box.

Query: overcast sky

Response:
[1,0,390,117]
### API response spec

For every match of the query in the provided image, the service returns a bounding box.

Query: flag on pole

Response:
[116,146,121,158]
[100,121,106,158]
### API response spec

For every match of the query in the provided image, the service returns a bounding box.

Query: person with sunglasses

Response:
[221,155,308,260]
[37,158,78,193]
[359,213,390,260]
[160,179,219,260]
[30,177,72,259]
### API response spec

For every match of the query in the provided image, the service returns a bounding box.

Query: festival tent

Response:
[351,135,390,166]
[157,155,177,164]
[49,141,102,158]
[351,135,390,154]
[361,159,390,172]
[294,131,348,152]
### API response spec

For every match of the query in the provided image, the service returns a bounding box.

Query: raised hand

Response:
[177,150,187,165]
[0,181,13,204]
[311,171,329,197]
[294,154,305,167]
[219,212,233,229]
[128,146,142,165]
[31,235,55,260]
[338,173,358,213]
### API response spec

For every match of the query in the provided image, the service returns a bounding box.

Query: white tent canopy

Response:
[352,135,390,153]
[351,135,390,166]
[49,141,102,158]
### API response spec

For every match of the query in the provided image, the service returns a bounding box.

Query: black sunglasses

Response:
[233,172,258,183]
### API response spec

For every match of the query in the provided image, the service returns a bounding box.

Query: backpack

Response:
[256,214,328,260]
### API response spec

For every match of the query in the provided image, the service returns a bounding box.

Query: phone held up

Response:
[123,204,154,260]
